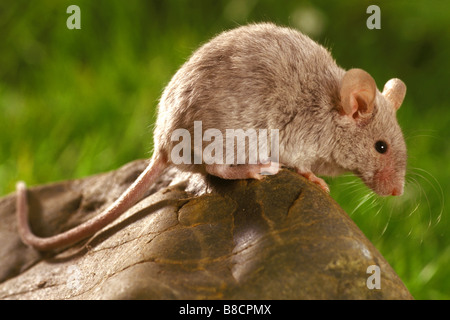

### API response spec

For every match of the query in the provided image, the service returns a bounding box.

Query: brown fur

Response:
[156,22,406,195]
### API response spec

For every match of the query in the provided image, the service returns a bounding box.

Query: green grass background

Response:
[1,0,449,299]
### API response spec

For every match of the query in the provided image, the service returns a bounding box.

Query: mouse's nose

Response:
[391,187,403,196]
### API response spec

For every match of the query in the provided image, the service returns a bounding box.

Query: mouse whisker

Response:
[406,167,444,228]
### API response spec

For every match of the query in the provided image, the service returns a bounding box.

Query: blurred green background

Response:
[1,0,449,299]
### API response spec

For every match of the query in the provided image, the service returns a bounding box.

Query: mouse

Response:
[16,22,407,251]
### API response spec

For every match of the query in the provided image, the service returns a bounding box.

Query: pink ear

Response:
[340,69,377,119]
[382,78,406,111]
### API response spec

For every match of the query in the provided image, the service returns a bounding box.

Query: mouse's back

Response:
[154,23,343,162]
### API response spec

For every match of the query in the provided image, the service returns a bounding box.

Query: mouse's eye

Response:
[375,140,388,154]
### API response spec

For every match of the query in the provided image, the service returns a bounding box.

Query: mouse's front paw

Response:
[296,170,330,193]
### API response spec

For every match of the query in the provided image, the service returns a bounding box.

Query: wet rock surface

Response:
[0,160,413,299]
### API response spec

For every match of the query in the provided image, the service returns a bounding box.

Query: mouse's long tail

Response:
[16,154,167,251]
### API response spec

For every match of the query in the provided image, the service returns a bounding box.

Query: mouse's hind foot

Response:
[205,161,280,180]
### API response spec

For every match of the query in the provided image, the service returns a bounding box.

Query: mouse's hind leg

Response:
[205,162,280,180]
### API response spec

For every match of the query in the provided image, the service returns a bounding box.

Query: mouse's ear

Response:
[339,68,376,119]
[382,78,406,111]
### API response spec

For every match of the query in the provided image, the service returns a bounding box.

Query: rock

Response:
[0,160,413,299]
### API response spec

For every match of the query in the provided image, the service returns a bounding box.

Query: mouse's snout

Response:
[372,181,404,197]
[369,165,405,197]
[390,185,404,196]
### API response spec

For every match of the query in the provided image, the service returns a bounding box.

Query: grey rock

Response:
[0,160,413,299]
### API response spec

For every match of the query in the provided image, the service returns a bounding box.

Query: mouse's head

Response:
[335,68,407,196]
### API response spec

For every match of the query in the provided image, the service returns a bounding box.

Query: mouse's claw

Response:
[296,170,330,193]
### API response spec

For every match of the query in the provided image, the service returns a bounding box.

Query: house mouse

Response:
[16,22,407,251]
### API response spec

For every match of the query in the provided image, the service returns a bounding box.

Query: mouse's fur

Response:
[156,22,406,194]
[16,23,407,251]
